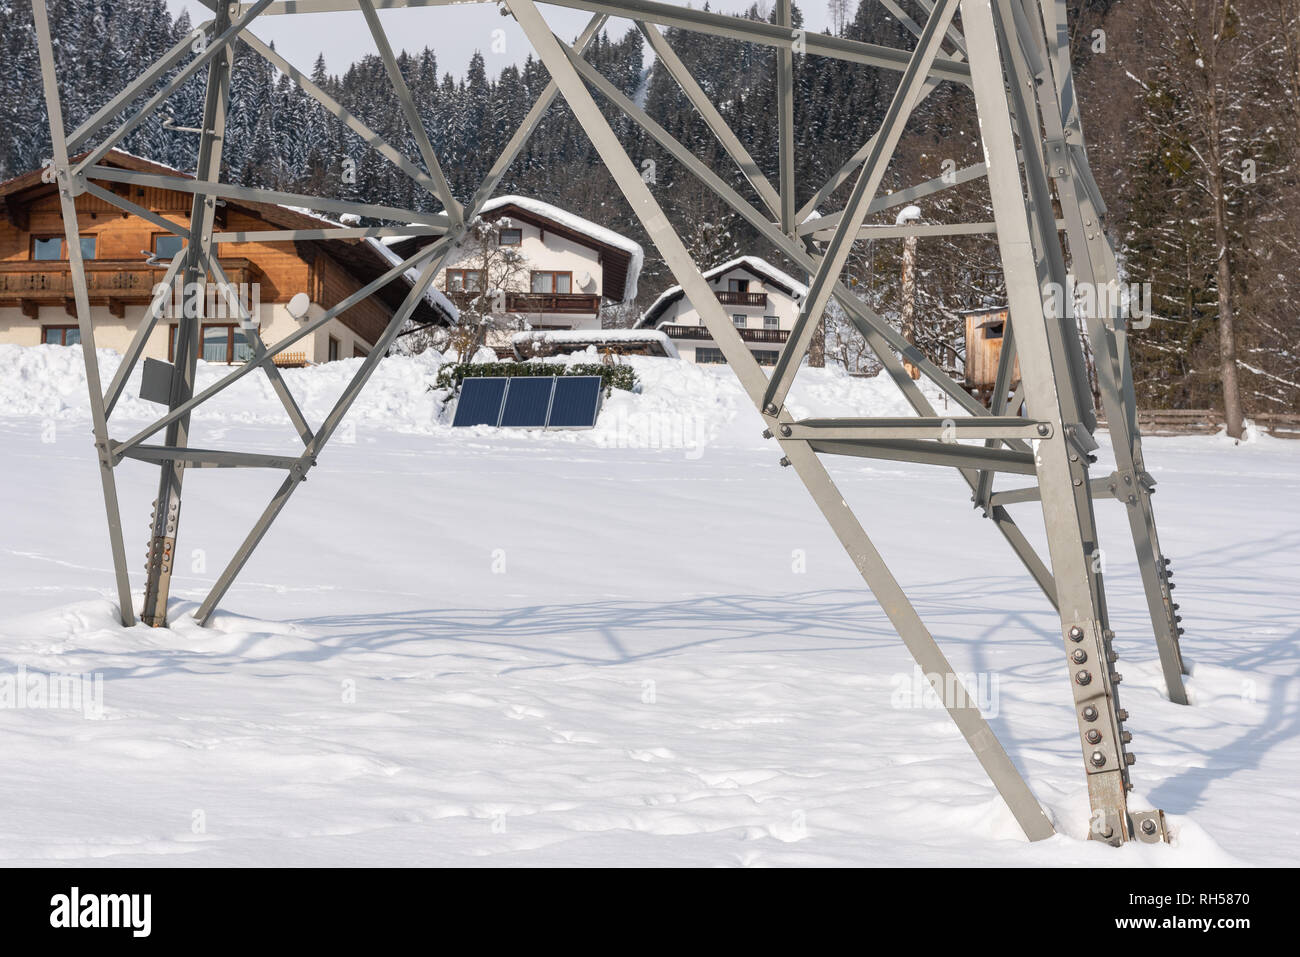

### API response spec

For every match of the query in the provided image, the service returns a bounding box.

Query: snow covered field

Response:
[0,344,1296,866]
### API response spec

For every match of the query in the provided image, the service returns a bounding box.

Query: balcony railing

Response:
[446,290,600,315]
[661,323,789,344]
[715,290,768,307]
[0,258,258,307]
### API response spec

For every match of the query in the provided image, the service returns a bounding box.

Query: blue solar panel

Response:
[451,377,507,427]
[500,376,555,428]
[546,375,603,429]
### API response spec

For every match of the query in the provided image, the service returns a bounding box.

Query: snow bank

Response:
[0,344,447,433]
[0,344,952,450]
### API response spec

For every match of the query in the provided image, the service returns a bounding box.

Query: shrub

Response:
[435,361,638,394]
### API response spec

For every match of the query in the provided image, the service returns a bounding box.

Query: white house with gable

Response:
[635,257,807,366]
[384,195,643,355]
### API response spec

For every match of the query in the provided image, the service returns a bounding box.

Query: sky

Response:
[167,1,837,79]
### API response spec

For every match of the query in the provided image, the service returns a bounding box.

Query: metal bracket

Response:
[1065,422,1099,457]
[1106,468,1156,505]
[1130,808,1169,844]
[1091,806,1126,845]
[1043,137,1070,179]
[1066,621,1124,779]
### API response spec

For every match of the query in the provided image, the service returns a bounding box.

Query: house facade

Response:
[635,257,807,366]
[384,195,643,356]
[0,150,454,366]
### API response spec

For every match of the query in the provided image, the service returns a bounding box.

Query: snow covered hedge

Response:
[435,361,639,394]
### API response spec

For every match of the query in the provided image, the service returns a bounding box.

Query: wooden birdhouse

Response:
[962,305,1020,406]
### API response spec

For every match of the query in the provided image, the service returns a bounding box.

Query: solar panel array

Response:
[450,377,509,427]
[451,375,604,429]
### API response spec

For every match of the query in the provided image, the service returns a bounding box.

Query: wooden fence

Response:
[1096,409,1300,439]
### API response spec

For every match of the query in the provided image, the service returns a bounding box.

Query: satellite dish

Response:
[579,270,594,290]
[287,292,311,319]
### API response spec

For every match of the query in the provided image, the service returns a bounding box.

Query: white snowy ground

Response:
[0,343,1296,866]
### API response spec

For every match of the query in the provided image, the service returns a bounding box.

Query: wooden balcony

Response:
[715,290,768,307]
[446,290,600,315]
[662,323,790,344]
[0,258,258,317]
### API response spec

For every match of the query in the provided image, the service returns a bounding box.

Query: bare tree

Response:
[827,0,850,36]
[600,298,643,329]
[435,215,532,359]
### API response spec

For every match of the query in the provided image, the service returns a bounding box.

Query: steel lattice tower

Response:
[31,0,1188,844]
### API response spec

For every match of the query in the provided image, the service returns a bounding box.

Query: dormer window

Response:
[498,228,522,246]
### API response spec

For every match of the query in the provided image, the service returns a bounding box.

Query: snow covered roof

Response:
[511,328,678,360]
[367,238,459,325]
[373,197,646,304]
[637,256,809,328]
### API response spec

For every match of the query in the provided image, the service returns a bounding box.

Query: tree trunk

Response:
[1214,206,1244,438]
[900,233,920,379]
[808,317,826,367]
[1209,140,1244,438]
